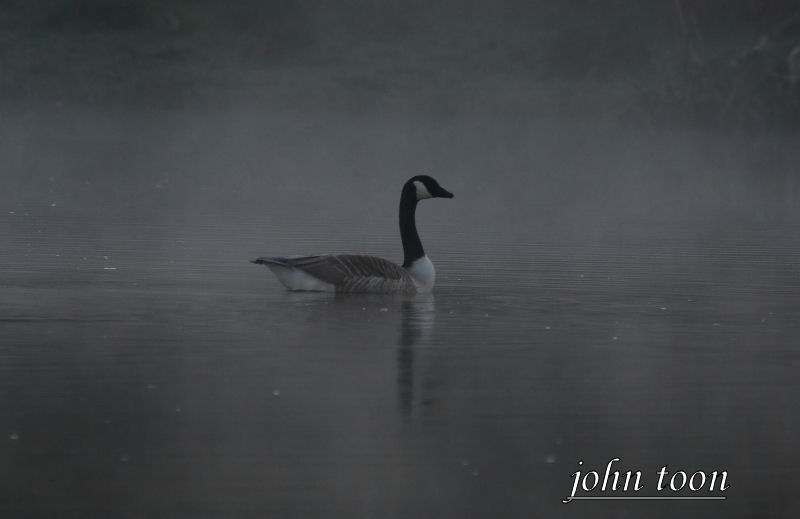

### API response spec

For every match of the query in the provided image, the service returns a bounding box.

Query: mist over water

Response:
[2,2,800,518]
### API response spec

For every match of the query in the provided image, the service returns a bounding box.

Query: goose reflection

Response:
[397,294,436,418]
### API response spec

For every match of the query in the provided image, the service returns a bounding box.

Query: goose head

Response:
[406,175,455,201]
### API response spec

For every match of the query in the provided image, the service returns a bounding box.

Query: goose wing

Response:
[256,254,413,286]
[289,254,408,283]
[253,254,417,293]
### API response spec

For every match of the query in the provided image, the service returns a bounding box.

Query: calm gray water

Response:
[2,109,799,518]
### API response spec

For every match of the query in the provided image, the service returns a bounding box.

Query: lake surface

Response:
[1,109,799,518]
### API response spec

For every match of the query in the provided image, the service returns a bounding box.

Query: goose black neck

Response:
[400,185,424,268]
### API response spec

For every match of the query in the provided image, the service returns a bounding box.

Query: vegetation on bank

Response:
[1,0,799,130]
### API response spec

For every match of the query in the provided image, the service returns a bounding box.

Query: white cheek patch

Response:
[414,181,432,200]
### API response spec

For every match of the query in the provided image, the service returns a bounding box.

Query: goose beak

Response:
[437,187,454,198]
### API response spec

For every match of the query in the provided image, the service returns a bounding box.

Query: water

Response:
[1,109,799,518]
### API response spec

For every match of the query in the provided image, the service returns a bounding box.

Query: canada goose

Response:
[252,175,454,294]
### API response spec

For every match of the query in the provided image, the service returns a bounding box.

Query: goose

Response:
[252,175,454,294]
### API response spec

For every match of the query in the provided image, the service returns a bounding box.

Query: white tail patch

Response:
[413,181,432,200]
[267,264,335,291]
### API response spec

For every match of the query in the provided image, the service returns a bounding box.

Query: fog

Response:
[2,2,799,518]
